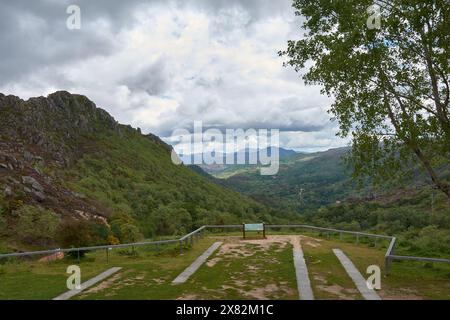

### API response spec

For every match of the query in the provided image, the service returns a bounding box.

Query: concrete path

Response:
[53,267,122,300]
[291,237,314,300]
[332,249,381,300]
[172,242,223,284]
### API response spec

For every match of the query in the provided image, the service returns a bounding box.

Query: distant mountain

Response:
[0,91,282,251]
[221,145,440,212]
[222,147,354,211]
[196,147,298,177]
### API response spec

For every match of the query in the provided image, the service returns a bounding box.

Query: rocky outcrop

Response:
[0,91,121,166]
[0,91,132,222]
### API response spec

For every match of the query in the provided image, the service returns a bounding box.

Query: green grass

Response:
[300,235,450,300]
[175,240,298,300]
[0,233,449,300]
[0,239,216,300]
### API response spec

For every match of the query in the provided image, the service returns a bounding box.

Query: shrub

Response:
[118,223,142,243]
[0,214,5,237]
[110,213,143,243]
[15,205,59,246]
[107,235,120,245]
[56,219,109,255]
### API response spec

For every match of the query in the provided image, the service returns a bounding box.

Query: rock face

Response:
[0,90,178,248]
[0,91,120,167]
[0,91,172,165]
[22,176,44,192]
[0,91,134,225]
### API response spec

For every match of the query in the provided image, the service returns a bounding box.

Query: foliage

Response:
[56,219,108,249]
[62,130,290,240]
[14,205,59,245]
[107,235,120,245]
[0,195,6,236]
[281,0,450,198]
[110,213,143,243]
[304,187,450,257]
[0,213,5,236]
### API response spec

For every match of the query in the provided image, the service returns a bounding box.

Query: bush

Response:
[15,205,59,246]
[118,223,142,243]
[56,219,109,253]
[110,213,143,243]
[0,210,6,236]
[107,235,120,245]
[0,196,7,236]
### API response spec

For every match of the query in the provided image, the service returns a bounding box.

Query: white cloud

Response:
[0,0,346,152]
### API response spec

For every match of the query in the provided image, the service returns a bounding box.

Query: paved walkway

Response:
[53,267,122,300]
[172,242,223,284]
[292,237,314,300]
[332,249,381,300]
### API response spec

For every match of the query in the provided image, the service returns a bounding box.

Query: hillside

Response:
[0,91,287,252]
[198,147,298,178]
[220,147,356,212]
[221,146,444,212]
[219,147,450,258]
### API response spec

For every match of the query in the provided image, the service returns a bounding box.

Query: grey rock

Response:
[24,150,34,162]
[22,176,44,192]
[72,192,86,199]
[34,166,43,175]
[4,185,13,197]
[32,190,46,202]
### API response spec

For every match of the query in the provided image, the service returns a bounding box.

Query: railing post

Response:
[385,256,392,275]
[179,240,183,255]
[356,234,359,245]
[106,248,109,263]
[77,249,80,263]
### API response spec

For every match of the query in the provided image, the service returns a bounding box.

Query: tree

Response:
[110,212,143,243]
[118,223,142,243]
[57,220,95,248]
[281,0,449,198]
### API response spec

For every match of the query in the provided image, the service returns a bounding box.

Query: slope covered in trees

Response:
[0,91,288,252]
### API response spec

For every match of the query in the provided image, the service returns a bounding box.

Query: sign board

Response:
[244,223,264,231]
[243,223,266,239]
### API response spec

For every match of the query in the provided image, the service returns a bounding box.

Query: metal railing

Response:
[0,224,449,274]
[268,225,450,274]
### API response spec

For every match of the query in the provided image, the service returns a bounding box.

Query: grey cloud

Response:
[0,0,123,84]
[124,58,169,95]
[0,0,295,84]
[0,0,346,152]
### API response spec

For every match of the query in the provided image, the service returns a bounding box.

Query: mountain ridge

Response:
[0,91,286,252]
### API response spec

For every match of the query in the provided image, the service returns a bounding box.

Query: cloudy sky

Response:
[0,0,350,152]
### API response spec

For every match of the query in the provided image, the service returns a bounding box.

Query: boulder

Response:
[22,176,44,192]
[4,185,12,197]
[32,190,46,202]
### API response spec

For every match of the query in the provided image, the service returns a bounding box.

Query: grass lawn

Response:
[0,238,216,300]
[1,232,449,300]
[300,234,450,300]
[77,236,298,300]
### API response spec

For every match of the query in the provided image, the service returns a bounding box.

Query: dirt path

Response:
[178,235,309,300]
